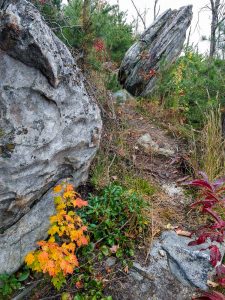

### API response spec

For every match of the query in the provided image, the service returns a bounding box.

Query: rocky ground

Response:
[101,95,206,300]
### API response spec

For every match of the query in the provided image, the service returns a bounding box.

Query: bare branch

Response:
[130,0,146,29]
[154,0,160,20]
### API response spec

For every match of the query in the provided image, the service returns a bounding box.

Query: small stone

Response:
[162,183,184,197]
[137,133,175,157]
[105,257,117,268]
[112,89,134,104]
[159,250,166,257]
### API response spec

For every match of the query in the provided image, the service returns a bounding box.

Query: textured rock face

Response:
[0,0,102,273]
[115,231,224,299]
[118,6,193,97]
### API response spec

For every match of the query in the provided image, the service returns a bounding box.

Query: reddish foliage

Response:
[193,291,225,300]
[148,69,156,78]
[93,39,106,52]
[209,245,222,267]
[139,68,157,81]
[186,172,225,291]
[93,38,108,62]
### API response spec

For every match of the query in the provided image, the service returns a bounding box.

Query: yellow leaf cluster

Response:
[25,183,89,289]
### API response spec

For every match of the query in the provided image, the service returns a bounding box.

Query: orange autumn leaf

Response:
[60,260,74,275]
[53,185,62,193]
[38,251,49,264]
[43,260,56,276]
[81,226,88,232]
[77,236,88,246]
[65,184,74,192]
[72,198,88,208]
[25,252,35,265]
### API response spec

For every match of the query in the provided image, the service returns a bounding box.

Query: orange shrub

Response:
[25,183,88,289]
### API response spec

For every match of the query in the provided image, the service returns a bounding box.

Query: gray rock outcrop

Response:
[116,231,223,299]
[118,6,193,97]
[0,0,102,273]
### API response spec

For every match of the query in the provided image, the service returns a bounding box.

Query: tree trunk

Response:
[82,0,91,57]
[83,0,91,33]
[209,0,220,57]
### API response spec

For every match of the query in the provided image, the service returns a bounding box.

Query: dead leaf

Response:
[176,176,190,183]
[124,266,129,273]
[165,223,179,230]
[110,245,119,253]
[207,280,219,288]
[117,148,126,157]
[106,267,112,273]
[175,229,192,237]
[75,281,83,289]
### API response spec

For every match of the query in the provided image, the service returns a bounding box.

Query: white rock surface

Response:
[138,133,175,157]
[0,0,102,273]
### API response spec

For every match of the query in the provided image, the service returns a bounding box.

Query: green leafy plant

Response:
[72,271,113,300]
[0,268,29,297]
[79,184,149,258]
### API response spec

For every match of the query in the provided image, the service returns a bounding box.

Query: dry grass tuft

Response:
[189,106,225,180]
[201,106,225,180]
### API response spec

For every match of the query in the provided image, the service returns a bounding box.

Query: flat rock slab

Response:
[160,231,214,290]
[112,231,224,299]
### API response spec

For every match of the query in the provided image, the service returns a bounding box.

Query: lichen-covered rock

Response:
[118,6,193,97]
[0,0,102,273]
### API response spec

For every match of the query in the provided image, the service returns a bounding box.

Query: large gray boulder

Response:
[0,0,102,273]
[118,6,193,97]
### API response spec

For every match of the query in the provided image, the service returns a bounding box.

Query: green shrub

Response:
[155,49,225,128]
[105,73,121,92]
[0,269,30,298]
[79,185,149,257]
[32,0,134,64]
[62,0,134,64]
